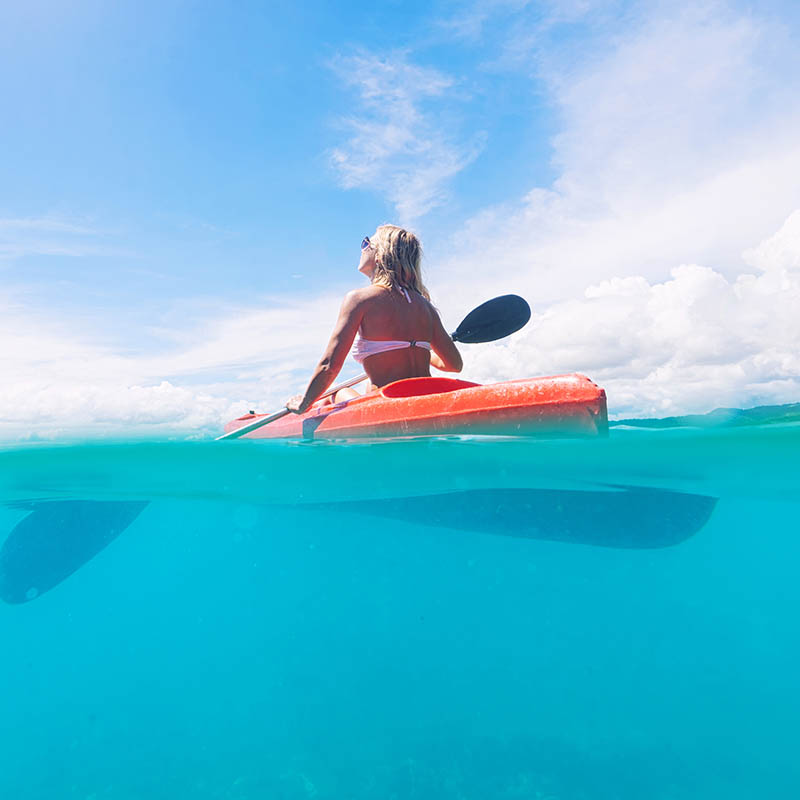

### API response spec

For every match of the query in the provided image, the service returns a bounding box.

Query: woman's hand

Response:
[285,394,310,414]
[430,352,446,370]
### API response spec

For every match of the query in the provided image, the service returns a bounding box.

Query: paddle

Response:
[449,294,531,344]
[217,294,531,441]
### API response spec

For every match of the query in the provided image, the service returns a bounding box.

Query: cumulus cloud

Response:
[456,210,800,417]
[328,51,485,223]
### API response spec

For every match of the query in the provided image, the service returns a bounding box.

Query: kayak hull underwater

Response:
[224,373,608,440]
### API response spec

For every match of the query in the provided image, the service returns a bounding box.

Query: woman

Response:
[286,224,463,414]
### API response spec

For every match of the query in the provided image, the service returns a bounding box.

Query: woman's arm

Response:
[286,291,364,413]
[429,308,463,373]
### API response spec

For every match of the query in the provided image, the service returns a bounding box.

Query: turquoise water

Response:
[1,426,799,799]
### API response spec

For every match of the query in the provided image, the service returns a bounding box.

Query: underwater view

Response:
[2,423,799,799]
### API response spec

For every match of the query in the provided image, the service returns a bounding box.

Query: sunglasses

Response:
[361,236,371,250]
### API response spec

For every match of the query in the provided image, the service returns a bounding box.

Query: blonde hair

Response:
[370,224,430,300]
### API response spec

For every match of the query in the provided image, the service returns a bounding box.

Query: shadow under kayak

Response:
[299,485,717,549]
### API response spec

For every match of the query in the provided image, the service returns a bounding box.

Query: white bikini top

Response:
[351,286,432,365]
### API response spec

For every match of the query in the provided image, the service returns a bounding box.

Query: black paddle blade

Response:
[302,485,716,549]
[0,500,148,604]
[451,294,531,344]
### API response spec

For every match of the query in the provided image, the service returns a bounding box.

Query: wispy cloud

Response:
[437,0,611,43]
[328,51,485,223]
[0,216,113,260]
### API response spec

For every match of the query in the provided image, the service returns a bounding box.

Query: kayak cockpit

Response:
[380,377,480,398]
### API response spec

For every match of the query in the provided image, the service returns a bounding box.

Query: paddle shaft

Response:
[216,372,370,440]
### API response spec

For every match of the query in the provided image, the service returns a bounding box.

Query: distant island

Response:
[611,402,800,429]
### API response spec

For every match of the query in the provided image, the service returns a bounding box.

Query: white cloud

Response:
[457,210,800,417]
[0,291,353,441]
[328,51,485,223]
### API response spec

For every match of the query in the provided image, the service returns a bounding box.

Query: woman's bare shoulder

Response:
[335,286,384,319]
[346,285,386,304]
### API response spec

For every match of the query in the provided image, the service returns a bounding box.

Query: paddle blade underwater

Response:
[0,500,148,604]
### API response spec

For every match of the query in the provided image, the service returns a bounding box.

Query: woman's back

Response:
[354,284,435,386]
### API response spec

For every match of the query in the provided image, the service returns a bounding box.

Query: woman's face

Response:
[358,233,377,278]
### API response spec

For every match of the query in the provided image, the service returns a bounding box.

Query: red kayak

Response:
[223,373,608,440]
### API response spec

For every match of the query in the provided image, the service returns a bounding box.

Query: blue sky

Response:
[1,1,553,305]
[3,0,800,438]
